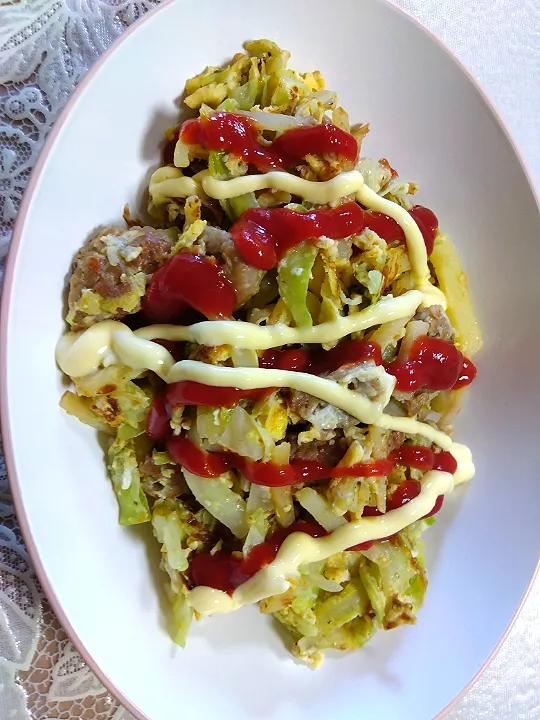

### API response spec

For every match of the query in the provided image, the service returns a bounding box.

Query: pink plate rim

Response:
[1,1,539,719]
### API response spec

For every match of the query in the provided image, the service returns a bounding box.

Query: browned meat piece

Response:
[388,431,405,452]
[139,455,187,500]
[288,433,346,466]
[289,392,357,431]
[202,225,264,306]
[393,389,437,419]
[413,305,455,342]
[288,361,395,430]
[67,226,173,330]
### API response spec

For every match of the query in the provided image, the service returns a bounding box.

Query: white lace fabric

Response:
[0,2,156,717]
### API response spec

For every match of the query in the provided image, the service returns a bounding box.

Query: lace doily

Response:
[0,2,156,717]
[0,1,538,719]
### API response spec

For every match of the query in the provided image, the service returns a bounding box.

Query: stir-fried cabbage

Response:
[74,366,150,431]
[183,39,323,117]
[277,242,318,327]
[59,391,115,435]
[196,405,275,460]
[152,499,216,645]
[296,488,346,531]
[183,469,248,538]
[107,436,150,526]
[261,524,427,666]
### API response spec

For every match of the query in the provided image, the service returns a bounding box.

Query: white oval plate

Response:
[2,0,540,718]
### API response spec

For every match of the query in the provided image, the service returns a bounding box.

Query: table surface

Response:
[0,1,539,718]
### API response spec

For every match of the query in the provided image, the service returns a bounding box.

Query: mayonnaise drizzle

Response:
[188,470,455,615]
[56,328,473,485]
[59,161,475,616]
[168,361,392,419]
[149,166,445,309]
[202,169,364,204]
[148,166,201,204]
[356,183,446,308]
[56,290,423,378]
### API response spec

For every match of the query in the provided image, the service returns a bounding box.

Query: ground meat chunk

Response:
[288,433,346,466]
[202,225,264,306]
[67,226,173,330]
[388,431,405,452]
[139,455,187,499]
[413,305,455,342]
[288,395,357,431]
[392,389,438,419]
[288,361,395,430]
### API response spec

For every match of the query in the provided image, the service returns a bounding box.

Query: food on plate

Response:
[56,40,481,666]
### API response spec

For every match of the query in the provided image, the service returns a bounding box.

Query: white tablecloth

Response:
[0,1,538,718]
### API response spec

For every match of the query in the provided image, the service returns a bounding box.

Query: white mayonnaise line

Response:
[167,361,391,420]
[148,166,201,204]
[201,169,364,204]
[187,470,454,615]
[148,165,446,308]
[356,183,446,309]
[56,290,423,377]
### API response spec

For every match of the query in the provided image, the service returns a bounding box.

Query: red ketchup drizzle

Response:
[166,339,385,414]
[166,435,398,487]
[186,439,453,584]
[432,450,458,474]
[422,495,444,520]
[354,447,456,548]
[259,340,382,377]
[189,551,244,594]
[167,435,231,477]
[230,202,439,271]
[231,203,365,270]
[386,336,476,392]
[271,123,359,165]
[190,521,327,594]
[179,113,358,173]
[260,348,310,373]
[331,460,394,478]
[349,477,439,551]
[366,206,438,256]
[166,380,264,409]
[306,340,382,375]
[142,253,236,323]
[146,393,172,443]
[389,446,434,472]
[453,357,477,389]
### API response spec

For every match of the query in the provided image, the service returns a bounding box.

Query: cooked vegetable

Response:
[60,391,115,435]
[277,242,318,327]
[152,499,216,645]
[107,437,151,525]
[183,469,248,538]
[430,233,483,356]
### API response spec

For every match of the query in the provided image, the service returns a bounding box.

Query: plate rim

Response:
[1,1,539,718]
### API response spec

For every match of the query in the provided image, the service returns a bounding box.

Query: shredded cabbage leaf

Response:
[107,436,150,526]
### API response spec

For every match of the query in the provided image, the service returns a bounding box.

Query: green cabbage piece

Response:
[262,524,427,665]
[74,366,150,431]
[277,242,318,327]
[208,150,257,221]
[243,484,273,555]
[196,405,274,461]
[358,526,427,629]
[183,39,321,116]
[182,469,248,539]
[151,499,216,646]
[107,436,150,526]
